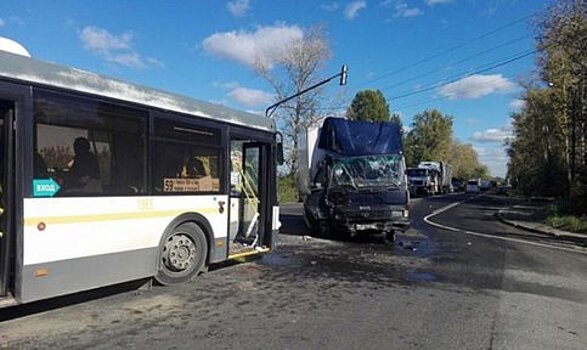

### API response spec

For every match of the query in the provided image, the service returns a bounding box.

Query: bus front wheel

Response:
[155,223,208,286]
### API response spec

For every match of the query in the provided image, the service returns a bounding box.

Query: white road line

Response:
[423,195,587,255]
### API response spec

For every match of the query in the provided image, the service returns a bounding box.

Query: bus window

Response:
[152,141,222,194]
[33,91,147,196]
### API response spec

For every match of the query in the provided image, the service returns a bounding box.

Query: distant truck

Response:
[406,167,433,196]
[297,117,410,242]
[407,161,453,196]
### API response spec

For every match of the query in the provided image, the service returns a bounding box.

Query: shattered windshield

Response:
[330,154,403,189]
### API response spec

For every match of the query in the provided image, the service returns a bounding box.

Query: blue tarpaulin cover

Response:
[317,117,403,156]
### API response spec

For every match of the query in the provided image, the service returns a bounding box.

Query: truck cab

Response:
[298,117,410,242]
[407,167,431,196]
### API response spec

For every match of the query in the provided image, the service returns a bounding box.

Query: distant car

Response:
[466,179,480,193]
[480,180,492,191]
[497,184,510,195]
[451,179,464,192]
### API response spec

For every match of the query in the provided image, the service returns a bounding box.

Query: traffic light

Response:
[339,64,348,86]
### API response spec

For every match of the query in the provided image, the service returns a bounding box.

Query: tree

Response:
[347,89,391,122]
[506,87,567,197]
[254,26,331,175]
[506,0,586,209]
[448,140,490,180]
[404,109,453,166]
[536,0,586,199]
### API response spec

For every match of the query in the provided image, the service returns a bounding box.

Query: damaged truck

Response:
[297,117,410,242]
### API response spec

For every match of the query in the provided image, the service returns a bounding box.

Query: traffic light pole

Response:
[265,64,348,119]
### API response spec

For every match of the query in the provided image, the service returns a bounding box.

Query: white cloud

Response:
[509,99,526,110]
[202,24,304,68]
[344,1,367,20]
[425,0,453,6]
[227,0,250,17]
[438,74,516,100]
[212,80,240,90]
[465,117,480,125]
[228,86,274,107]
[321,2,339,11]
[80,26,161,69]
[80,26,132,52]
[394,2,423,18]
[470,125,513,143]
[473,146,508,177]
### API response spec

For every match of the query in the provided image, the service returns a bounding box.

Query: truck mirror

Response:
[276,132,284,165]
[277,142,284,165]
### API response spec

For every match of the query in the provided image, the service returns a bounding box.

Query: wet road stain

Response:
[405,272,437,283]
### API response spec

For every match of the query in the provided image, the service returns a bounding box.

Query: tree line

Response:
[507,0,586,212]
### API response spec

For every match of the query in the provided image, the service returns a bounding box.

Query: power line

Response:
[392,72,529,110]
[377,35,531,92]
[353,12,535,88]
[386,49,536,101]
[312,49,535,112]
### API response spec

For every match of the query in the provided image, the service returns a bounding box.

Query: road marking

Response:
[423,196,587,255]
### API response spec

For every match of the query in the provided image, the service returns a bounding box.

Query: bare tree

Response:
[254,26,331,175]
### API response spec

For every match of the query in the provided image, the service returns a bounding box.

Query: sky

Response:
[0,0,555,177]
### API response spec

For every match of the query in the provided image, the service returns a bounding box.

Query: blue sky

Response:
[0,0,553,177]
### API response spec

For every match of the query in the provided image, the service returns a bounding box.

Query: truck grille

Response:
[339,208,392,221]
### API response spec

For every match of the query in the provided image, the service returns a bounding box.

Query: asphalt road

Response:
[1,193,586,349]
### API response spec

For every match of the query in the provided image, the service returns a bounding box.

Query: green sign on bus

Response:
[33,178,61,197]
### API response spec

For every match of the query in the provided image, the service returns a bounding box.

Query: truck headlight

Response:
[391,210,403,218]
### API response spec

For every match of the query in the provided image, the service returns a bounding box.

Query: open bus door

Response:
[0,100,15,301]
[228,138,269,256]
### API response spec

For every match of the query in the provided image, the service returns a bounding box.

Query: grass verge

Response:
[278,174,298,203]
[545,201,587,233]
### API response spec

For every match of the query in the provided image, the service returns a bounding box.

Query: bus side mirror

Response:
[277,142,284,165]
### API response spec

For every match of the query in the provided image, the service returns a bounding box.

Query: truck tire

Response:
[384,231,395,244]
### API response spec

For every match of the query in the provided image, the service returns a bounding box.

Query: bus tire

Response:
[155,222,208,286]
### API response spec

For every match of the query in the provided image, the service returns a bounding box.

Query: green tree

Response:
[347,89,391,122]
[536,0,586,199]
[404,109,453,166]
[507,87,567,197]
[506,0,586,210]
[447,140,490,180]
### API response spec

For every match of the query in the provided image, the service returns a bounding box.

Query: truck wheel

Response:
[155,223,208,286]
[317,222,331,238]
[384,231,395,244]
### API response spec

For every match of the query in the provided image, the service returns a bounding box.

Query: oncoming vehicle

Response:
[466,179,481,194]
[0,50,281,307]
[406,167,432,196]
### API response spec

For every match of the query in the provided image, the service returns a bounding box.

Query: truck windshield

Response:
[330,154,403,188]
[407,168,427,177]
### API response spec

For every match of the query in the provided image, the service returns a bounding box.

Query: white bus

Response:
[0,50,281,307]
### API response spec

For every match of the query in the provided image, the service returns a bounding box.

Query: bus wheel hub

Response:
[164,234,196,272]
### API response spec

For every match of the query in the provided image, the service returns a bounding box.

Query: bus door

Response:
[228,139,268,254]
[0,100,15,298]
